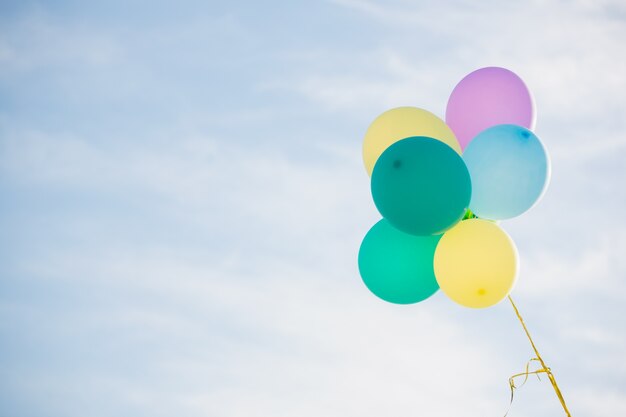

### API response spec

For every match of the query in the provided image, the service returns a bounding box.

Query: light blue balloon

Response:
[463,124,550,220]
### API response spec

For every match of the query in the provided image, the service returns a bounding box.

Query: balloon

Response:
[371,137,471,236]
[434,219,519,309]
[446,67,535,150]
[362,107,461,176]
[463,124,550,220]
[358,219,441,304]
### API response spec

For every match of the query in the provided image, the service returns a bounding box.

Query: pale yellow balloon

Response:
[434,219,519,308]
[362,107,461,176]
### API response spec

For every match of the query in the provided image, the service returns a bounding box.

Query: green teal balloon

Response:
[371,137,471,236]
[358,219,441,304]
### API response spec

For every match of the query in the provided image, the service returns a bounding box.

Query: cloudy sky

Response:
[1,1,625,416]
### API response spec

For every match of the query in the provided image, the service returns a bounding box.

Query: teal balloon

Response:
[371,137,471,236]
[463,124,550,220]
[358,219,441,304]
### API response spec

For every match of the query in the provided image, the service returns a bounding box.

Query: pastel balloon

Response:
[463,124,550,220]
[371,137,471,236]
[434,219,518,309]
[358,219,441,304]
[363,107,461,176]
[446,67,535,150]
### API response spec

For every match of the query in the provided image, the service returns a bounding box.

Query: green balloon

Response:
[371,137,471,236]
[358,219,441,304]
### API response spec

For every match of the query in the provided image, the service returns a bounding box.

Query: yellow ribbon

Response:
[505,358,545,416]
[506,295,572,416]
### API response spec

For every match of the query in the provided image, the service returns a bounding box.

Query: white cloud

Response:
[0,123,556,416]
[572,388,626,417]
[10,240,525,417]
[0,13,122,70]
[307,0,626,129]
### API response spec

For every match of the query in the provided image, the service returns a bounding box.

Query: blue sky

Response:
[1,1,625,416]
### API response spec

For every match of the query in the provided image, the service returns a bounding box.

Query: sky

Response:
[1,0,625,416]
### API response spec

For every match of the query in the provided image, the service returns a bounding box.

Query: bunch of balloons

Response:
[358,67,550,308]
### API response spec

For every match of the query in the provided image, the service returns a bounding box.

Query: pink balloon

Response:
[445,67,535,150]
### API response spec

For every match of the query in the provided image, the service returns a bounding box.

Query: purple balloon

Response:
[445,67,535,150]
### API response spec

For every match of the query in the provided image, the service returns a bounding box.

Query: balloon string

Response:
[504,358,545,416]
[506,295,572,416]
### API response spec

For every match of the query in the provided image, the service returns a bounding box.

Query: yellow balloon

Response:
[362,107,461,176]
[434,219,519,308]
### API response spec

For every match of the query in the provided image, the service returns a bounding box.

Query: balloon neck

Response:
[463,209,477,220]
